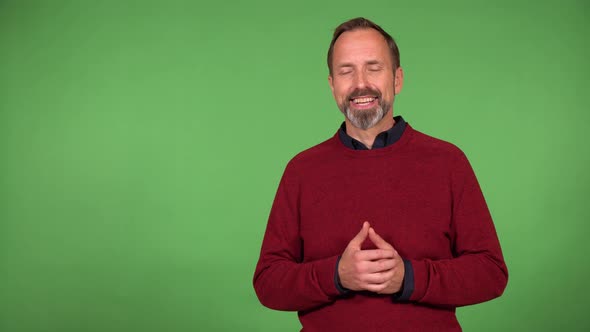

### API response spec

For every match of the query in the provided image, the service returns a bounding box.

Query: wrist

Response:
[335,255,351,295]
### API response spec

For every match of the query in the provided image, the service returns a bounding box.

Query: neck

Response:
[345,114,395,149]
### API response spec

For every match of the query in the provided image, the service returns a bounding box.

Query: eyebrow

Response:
[337,63,355,69]
[366,60,382,66]
[336,60,383,68]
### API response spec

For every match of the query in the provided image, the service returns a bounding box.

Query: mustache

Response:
[348,88,381,100]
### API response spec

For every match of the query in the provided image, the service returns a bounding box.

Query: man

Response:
[253,17,508,331]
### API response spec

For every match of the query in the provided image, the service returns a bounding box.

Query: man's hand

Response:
[367,226,405,294]
[338,222,404,293]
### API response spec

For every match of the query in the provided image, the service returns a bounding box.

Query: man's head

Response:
[327,18,403,131]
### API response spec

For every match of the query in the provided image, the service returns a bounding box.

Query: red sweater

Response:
[253,124,508,331]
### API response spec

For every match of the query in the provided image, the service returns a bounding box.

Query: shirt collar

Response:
[338,115,407,150]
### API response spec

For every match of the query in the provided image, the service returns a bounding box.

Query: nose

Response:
[353,70,369,90]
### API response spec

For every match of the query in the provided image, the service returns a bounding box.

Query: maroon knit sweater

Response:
[253,124,508,331]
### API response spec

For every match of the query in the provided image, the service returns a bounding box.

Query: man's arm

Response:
[253,161,342,311]
[400,151,508,307]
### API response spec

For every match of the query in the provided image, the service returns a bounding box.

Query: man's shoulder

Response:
[285,135,339,178]
[406,125,466,161]
[290,134,339,164]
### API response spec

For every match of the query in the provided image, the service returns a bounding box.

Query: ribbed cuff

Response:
[393,259,414,301]
[407,259,427,302]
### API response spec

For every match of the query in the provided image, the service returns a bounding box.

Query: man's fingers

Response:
[371,258,397,272]
[364,282,389,293]
[368,227,394,250]
[348,221,370,249]
[361,269,395,284]
[355,249,395,262]
[355,257,397,274]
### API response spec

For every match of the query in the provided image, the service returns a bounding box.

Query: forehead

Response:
[332,28,391,65]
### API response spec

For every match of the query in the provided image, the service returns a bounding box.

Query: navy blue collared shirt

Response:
[334,115,414,301]
[338,115,407,150]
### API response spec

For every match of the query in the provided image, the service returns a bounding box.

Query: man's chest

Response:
[298,162,454,261]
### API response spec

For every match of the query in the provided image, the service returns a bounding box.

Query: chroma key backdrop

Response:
[1,0,588,331]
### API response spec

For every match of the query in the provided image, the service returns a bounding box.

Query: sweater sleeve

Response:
[253,161,342,311]
[407,151,508,307]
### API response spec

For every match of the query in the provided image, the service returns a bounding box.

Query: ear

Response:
[394,67,404,95]
[328,74,335,97]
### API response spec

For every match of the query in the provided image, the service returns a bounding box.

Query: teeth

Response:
[353,97,375,104]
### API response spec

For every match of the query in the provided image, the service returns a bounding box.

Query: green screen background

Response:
[1,0,588,331]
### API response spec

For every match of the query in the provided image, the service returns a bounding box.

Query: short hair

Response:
[327,17,400,75]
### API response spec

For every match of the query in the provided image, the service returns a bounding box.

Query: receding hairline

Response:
[327,17,400,75]
[330,29,393,70]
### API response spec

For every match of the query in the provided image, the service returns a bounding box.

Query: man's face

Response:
[328,28,403,130]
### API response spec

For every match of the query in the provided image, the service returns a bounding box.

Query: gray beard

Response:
[342,102,391,130]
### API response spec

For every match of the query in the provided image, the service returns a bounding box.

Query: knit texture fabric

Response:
[253,124,508,331]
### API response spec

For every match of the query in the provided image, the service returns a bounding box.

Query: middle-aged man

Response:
[253,17,508,331]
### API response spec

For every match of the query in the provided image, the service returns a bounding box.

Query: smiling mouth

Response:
[351,96,377,105]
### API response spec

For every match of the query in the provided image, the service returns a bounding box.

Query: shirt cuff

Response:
[334,255,352,295]
[393,259,414,301]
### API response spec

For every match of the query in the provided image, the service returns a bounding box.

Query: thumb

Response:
[348,221,370,249]
[368,227,394,250]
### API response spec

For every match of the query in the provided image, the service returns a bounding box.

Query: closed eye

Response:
[366,60,384,72]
